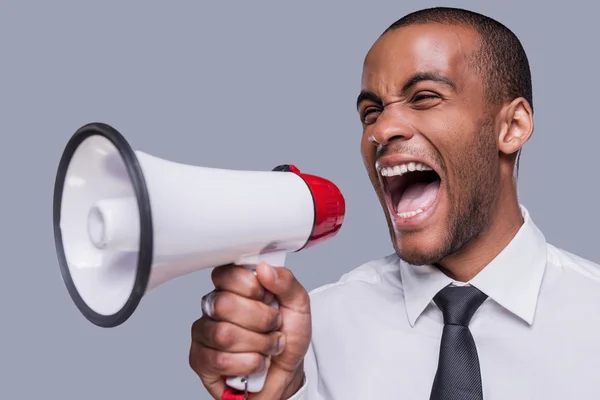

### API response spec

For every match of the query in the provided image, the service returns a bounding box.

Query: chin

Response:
[391,228,450,266]
[382,185,452,267]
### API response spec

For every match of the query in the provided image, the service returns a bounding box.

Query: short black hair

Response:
[384,7,532,171]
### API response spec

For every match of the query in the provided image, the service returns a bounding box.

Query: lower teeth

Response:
[397,208,424,218]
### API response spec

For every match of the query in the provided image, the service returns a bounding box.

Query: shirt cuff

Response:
[284,374,307,400]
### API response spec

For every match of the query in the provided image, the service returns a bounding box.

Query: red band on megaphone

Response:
[286,165,346,250]
[222,387,253,400]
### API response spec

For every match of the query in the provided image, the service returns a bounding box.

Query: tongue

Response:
[396,180,440,213]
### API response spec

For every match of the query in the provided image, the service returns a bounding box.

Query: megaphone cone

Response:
[53,122,345,395]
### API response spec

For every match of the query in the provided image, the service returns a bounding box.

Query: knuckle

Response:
[211,292,232,319]
[214,351,230,372]
[214,323,235,348]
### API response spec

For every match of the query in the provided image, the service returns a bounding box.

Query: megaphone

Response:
[52,122,345,396]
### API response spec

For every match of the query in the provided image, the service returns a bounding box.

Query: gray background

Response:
[1,0,599,399]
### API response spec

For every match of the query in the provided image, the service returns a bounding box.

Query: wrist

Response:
[280,363,305,399]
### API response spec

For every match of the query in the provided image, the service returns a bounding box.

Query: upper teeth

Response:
[380,162,432,177]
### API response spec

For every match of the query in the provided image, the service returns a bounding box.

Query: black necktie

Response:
[430,285,488,400]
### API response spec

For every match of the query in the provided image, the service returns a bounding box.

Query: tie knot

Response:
[433,285,488,326]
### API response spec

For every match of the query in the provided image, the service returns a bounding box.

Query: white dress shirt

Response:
[288,205,600,399]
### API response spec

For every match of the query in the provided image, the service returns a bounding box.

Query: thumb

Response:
[255,263,310,313]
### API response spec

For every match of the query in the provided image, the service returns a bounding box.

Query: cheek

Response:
[410,106,458,131]
[426,106,481,150]
[446,123,496,189]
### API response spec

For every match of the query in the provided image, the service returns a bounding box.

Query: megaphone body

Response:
[53,123,345,396]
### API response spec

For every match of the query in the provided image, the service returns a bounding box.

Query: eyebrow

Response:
[356,72,457,110]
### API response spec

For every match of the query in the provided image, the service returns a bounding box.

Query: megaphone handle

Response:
[223,251,287,399]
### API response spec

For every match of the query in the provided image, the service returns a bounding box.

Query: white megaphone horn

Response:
[52,122,345,397]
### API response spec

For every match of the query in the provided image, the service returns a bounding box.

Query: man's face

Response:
[359,23,502,266]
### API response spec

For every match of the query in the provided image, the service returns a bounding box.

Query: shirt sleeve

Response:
[286,379,307,400]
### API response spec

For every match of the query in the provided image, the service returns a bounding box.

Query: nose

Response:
[368,107,415,146]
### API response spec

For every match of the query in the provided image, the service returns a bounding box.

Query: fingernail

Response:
[257,357,266,372]
[262,291,275,305]
[275,312,283,329]
[201,291,216,318]
[276,335,286,354]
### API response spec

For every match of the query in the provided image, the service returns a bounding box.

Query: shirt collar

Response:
[398,205,547,327]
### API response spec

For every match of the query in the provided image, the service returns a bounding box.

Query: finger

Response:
[210,290,282,332]
[192,318,286,356]
[189,340,268,378]
[201,290,217,319]
[189,341,226,400]
[212,264,266,301]
[255,263,310,313]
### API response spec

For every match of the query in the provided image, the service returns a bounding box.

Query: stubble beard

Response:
[394,117,500,267]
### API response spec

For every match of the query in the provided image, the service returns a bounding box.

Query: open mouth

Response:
[380,161,442,219]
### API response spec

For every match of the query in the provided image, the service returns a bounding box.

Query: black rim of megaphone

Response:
[53,122,153,328]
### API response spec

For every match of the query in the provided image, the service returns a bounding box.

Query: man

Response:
[189,7,600,399]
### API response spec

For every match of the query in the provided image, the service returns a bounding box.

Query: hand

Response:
[189,262,311,399]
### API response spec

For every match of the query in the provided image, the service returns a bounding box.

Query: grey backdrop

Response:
[2,0,599,399]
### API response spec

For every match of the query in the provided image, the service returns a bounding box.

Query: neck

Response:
[437,183,524,282]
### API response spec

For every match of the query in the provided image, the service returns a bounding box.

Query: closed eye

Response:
[413,92,440,101]
[361,108,381,125]
[412,92,442,109]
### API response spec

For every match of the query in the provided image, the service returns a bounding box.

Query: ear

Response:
[497,97,533,156]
